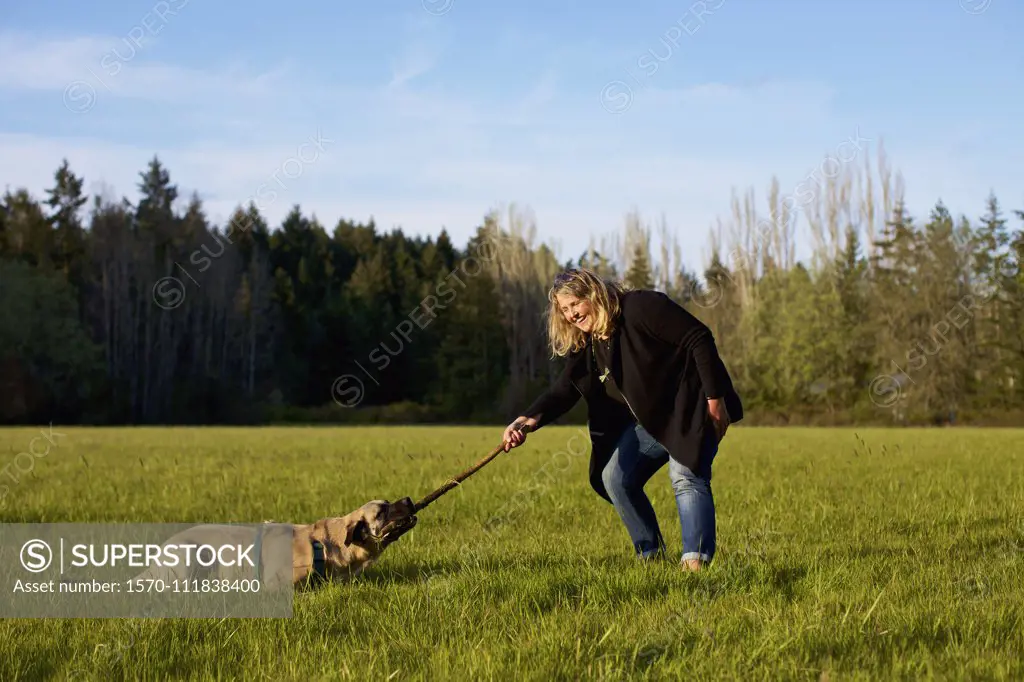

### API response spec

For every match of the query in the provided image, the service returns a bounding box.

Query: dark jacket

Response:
[522,289,743,502]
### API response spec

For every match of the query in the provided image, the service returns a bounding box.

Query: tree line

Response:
[2,142,1022,427]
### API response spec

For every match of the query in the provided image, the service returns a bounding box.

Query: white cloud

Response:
[0,33,114,91]
[0,30,295,106]
[385,10,448,89]
[639,80,838,122]
[0,131,340,220]
[508,70,559,123]
[5,31,1008,277]
[6,122,1005,277]
[387,45,438,89]
[0,129,755,270]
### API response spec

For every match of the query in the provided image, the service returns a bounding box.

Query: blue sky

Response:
[1,0,1021,274]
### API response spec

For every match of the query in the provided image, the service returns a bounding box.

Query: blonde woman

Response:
[501,267,743,571]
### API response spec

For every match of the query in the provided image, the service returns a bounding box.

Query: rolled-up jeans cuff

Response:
[681,551,711,563]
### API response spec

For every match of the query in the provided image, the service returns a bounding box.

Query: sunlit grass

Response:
[1,425,1023,681]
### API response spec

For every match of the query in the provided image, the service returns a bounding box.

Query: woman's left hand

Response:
[707,398,731,442]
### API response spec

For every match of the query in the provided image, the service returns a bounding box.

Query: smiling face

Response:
[546,268,623,355]
[556,291,595,334]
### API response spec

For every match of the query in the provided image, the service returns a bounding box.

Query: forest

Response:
[2,141,1022,427]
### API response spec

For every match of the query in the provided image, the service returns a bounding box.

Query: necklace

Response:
[591,338,611,383]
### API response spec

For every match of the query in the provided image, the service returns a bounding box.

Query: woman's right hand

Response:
[502,416,537,452]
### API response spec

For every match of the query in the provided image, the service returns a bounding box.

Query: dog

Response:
[131,498,418,590]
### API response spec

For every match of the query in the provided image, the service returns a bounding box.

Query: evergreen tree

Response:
[1,153,1022,426]
[44,159,88,285]
[623,242,654,289]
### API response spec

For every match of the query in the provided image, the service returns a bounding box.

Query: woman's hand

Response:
[707,398,731,442]
[502,417,537,452]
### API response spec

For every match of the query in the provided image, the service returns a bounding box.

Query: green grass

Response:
[1,425,1023,681]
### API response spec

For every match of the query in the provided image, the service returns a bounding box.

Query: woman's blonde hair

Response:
[546,267,628,357]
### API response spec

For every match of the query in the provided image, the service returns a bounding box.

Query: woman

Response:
[501,267,743,571]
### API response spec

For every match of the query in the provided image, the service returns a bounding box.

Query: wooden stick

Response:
[412,424,530,513]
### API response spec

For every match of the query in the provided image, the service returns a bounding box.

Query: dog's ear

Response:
[344,519,368,546]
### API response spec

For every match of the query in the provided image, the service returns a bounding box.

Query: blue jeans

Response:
[599,422,718,563]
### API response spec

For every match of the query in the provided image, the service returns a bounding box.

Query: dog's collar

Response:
[311,539,327,580]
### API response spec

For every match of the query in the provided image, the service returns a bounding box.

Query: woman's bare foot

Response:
[680,558,705,572]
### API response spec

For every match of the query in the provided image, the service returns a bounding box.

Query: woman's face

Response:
[555,291,594,333]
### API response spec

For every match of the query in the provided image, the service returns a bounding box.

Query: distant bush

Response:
[262,399,1024,428]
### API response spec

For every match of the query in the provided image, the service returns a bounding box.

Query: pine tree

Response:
[44,159,88,285]
[833,225,872,407]
[623,242,654,289]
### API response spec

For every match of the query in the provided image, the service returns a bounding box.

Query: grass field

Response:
[1,425,1023,681]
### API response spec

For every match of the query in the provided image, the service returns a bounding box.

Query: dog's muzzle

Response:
[372,496,418,544]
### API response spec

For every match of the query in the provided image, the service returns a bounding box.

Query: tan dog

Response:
[132,498,418,590]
